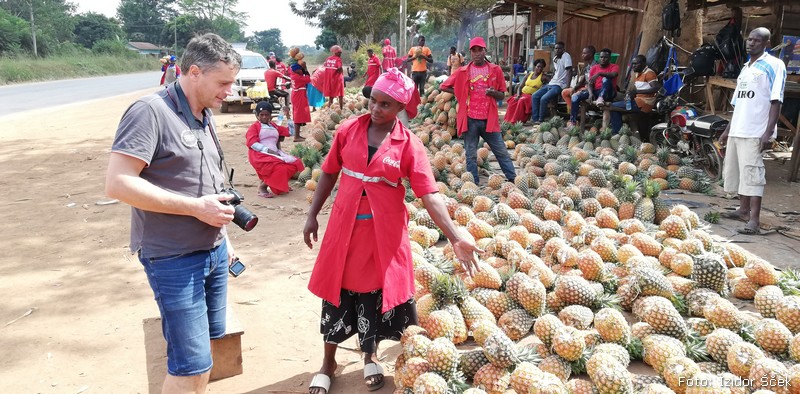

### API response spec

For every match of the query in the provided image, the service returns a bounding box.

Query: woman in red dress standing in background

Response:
[289,57,311,142]
[323,45,344,109]
[303,68,482,394]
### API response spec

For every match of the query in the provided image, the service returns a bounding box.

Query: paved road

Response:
[0,71,162,117]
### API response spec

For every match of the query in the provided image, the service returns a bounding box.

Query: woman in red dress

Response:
[245,101,304,198]
[303,69,482,394]
[503,58,547,124]
[290,61,311,142]
[323,45,344,109]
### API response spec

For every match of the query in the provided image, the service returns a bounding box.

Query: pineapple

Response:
[777,295,800,334]
[403,334,433,358]
[590,361,633,394]
[595,307,632,345]
[472,262,502,290]
[482,331,519,369]
[691,253,729,295]
[424,337,459,380]
[528,371,569,394]
[459,295,497,329]
[551,326,586,361]
[514,276,547,317]
[662,356,701,394]
[703,297,742,331]
[498,308,534,341]
[485,291,518,320]
[642,334,687,374]
[399,356,431,387]
[634,180,658,223]
[534,314,564,347]
[745,258,780,286]
[748,357,791,394]
[686,318,716,337]
[459,348,490,380]
[577,249,606,281]
[412,372,448,394]
[639,296,689,339]
[660,215,689,240]
[705,328,743,366]
[566,379,597,394]
[420,310,456,341]
[726,341,765,379]
[686,288,721,317]
[558,305,595,330]
[510,362,544,393]
[538,354,572,382]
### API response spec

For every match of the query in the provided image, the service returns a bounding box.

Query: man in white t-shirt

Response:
[719,27,786,235]
[530,41,573,123]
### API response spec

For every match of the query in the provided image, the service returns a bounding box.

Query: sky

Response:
[73,0,322,47]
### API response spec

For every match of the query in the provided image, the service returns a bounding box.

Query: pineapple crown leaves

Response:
[666,171,681,190]
[445,370,471,394]
[514,344,544,366]
[737,321,757,344]
[498,264,521,292]
[683,332,711,362]
[670,293,689,316]
[599,271,620,294]
[777,268,800,296]
[568,347,593,375]
[626,337,645,360]
[593,291,622,311]
[703,211,721,224]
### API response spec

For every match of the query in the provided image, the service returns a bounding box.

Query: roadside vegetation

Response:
[0,53,156,85]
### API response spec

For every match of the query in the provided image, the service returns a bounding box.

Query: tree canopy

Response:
[73,12,125,49]
[249,28,286,58]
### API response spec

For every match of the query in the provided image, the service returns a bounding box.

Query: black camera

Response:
[222,188,258,231]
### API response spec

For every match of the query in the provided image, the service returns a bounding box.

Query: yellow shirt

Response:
[408,46,432,72]
[521,73,544,95]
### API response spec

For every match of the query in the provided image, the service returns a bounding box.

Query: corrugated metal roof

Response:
[490,0,642,21]
[127,42,162,51]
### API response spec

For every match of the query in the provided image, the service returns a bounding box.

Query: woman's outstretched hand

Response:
[452,239,483,277]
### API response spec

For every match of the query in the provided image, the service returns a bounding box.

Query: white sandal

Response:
[309,373,331,393]
[363,363,385,391]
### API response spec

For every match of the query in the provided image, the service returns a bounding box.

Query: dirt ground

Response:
[2,88,800,394]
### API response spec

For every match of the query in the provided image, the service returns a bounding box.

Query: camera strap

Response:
[166,82,235,187]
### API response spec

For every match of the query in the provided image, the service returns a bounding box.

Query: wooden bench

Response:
[578,101,634,130]
[210,307,245,381]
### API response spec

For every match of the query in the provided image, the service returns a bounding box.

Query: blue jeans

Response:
[610,99,640,133]
[139,241,229,376]
[570,90,590,122]
[464,118,516,184]
[530,84,562,122]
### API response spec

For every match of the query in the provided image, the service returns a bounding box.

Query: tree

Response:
[117,0,176,46]
[249,28,286,56]
[73,12,125,49]
[419,0,495,52]
[0,7,28,54]
[314,28,337,51]
[1,0,78,55]
[179,0,244,21]
[290,0,423,46]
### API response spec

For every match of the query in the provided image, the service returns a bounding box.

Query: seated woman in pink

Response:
[503,59,546,124]
[245,101,304,198]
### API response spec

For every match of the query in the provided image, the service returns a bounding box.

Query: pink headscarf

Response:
[330,45,342,54]
[372,67,415,105]
[384,39,391,45]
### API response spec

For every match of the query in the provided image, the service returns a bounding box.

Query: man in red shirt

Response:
[440,37,515,185]
[362,48,382,98]
[568,48,619,125]
[264,60,291,111]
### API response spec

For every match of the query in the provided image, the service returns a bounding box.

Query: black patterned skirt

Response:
[320,289,417,353]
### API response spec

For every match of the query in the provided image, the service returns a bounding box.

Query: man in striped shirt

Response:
[719,27,786,235]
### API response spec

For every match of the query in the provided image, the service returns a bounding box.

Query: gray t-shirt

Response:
[111,83,226,258]
[549,52,574,89]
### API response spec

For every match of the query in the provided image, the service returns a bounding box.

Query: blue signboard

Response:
[542,21,557,47]
[779,35,800,74]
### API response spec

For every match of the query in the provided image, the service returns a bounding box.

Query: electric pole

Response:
[399,0,406,55]
[174,19,177,55]
[27,0,37,57]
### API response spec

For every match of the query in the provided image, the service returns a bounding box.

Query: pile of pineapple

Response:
[401,184,800,393]
[417,81,458,137]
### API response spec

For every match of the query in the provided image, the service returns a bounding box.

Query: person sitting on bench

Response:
[562,46,596,116]
[530,41,572,124]
[569,48,619,126]
[265,60,291,111]
[609,55,660,133]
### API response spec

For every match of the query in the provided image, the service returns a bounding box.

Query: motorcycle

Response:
[650,69,728,181]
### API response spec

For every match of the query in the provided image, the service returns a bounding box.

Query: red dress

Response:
[323,55,344,97]
[365,54,381,87]
[307,114,438,312]
[290,71,312,124]
[245,121,304,195]
[504,94,533,123]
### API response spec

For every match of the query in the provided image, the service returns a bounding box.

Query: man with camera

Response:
[105,33,252,393]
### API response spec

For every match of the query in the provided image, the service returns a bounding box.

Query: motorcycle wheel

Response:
[650,128,669,148]
[701,140,723,182]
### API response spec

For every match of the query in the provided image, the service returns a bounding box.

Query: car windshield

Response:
[241,55,267,69]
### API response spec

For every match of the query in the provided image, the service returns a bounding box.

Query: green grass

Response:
[0,54,157,85]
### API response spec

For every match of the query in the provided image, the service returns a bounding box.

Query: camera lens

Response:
[232,205,258,231]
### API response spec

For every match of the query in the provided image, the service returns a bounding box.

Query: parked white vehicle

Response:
[222,45,269,113]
